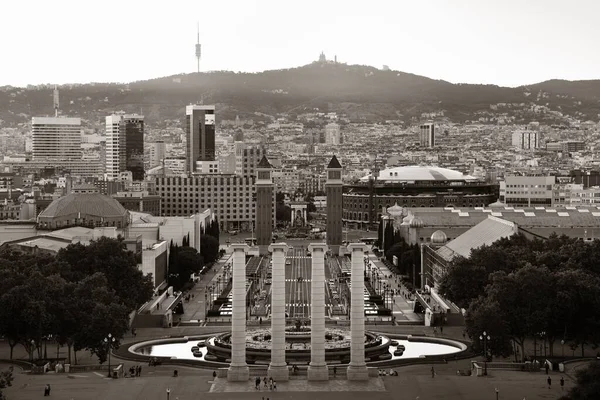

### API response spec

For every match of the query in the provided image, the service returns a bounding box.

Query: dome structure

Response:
[431,230,447,244]
[387,202,405,217]
[359,165,478,183]
[409,217,424,228]
[37,193,129,230]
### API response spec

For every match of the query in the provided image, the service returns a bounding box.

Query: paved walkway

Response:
[210,377,386,392]
[178,253,233,323]
[367,254,422,323]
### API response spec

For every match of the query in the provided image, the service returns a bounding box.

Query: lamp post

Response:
[204,293,208,319]
[104,333,115,377]
[30,339,35,362]
[495,387,499,400]
[479,331,490,376]
[561,339,565,358]
[166,388,171,400]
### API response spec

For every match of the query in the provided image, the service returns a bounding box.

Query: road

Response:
[284,246,332,319]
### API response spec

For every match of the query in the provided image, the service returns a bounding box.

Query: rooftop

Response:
[436,216,518,261]
[359,166,479,183]
[38,193,128,219]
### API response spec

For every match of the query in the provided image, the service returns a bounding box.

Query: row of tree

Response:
[376,220,421,288]
[439,234,600,359]
[0,237,153,364]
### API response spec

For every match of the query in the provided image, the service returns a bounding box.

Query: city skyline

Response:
[2,0,600,88]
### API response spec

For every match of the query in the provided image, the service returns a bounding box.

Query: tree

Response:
[276,203,291,225]
[560,361,600,400]
[0,367,14,400]
[439,257,489,310]
[56,237,153,311]
[200,234,220,264]
[465,299,513,358]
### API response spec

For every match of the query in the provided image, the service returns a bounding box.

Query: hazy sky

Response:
[2,0,599,87]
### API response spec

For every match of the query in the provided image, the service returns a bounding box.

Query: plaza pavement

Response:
[3,361,576,400]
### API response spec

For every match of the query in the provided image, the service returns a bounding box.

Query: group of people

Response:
[128,365,142,377]
[378,369,398,376]
[255,376,277,391]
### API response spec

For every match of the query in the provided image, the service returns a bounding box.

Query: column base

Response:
[307,364,329,381]
[227,365,249,382]
[267,364,289,381]
[346,364,369,381]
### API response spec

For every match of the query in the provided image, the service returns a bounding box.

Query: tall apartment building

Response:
[325,122,341,145]
[419,122,435,148]
[185,105,215,173]
[149,141,166,168]
[155,175,275,231]
[105,114,145,181]
[499,175,555,207]
[32,117,82,160]
[512,130,539,150]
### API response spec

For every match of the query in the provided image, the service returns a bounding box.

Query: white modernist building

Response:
[32,117,82,160]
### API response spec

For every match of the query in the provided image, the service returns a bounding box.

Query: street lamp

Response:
[204,293,208,319]
[30,339,35,362]
[495,387,499,400]
[104,333,115,377]
[479,331,491,376]
[561,339,565,358]
[166,388,171,400]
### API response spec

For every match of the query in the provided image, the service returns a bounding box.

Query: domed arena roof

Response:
[360,166,478,183]
[488,200,506,208]
[431,230,448,244]
[39,193,128,219]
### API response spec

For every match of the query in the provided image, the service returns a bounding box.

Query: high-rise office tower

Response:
[150,141,166,168]
[326,155,343,255]
[419,122,435,148]
[32,117,82,160]
[185,105,215,174]
[256,155,274,255]
[105,114,145,181]
[325,122,341,145]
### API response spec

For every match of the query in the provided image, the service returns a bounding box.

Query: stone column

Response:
[227,244,249,381]
[346,243,369,381]
[308,243,329,381]
[268,243,289,381]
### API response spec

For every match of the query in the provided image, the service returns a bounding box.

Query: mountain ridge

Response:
[1,62,599,127]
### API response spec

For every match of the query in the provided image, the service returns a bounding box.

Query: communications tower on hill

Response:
[195,22,201,73]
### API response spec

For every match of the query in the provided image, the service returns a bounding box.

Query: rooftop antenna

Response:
[195,22,201,73]
[53,85,59,117]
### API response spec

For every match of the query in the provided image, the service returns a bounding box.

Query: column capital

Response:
[268,243,289,253]
[308,243,328,253]
[231,243,249,253]
[347,243,368,253]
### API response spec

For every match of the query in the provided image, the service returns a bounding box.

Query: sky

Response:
[1,0,599,87]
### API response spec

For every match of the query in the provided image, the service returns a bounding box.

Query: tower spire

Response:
[195,22,202,73]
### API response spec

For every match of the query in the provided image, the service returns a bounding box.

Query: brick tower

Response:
[255,155,274,255]
[326,155,343,255]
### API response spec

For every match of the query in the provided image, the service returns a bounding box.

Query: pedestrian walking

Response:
[273,380,277,391]
[431,366,435,378]
[560,376,565,391]
[333,366,337,376]
[547,376,552,389]
[545,362,549,375]
[263,377,268,389]
[440,325,444,335]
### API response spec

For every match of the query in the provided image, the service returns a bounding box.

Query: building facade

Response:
[149,141,166,168]
[499,175,555,207]
[155,175,275,232]
[186,105,216,173]
[105,114,145,181]
[512,130,539,150]
[419,123,435,148]
[344,166,497,229]
[32,117,82,160]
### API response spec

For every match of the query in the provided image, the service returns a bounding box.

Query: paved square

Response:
[209,376,386,392]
